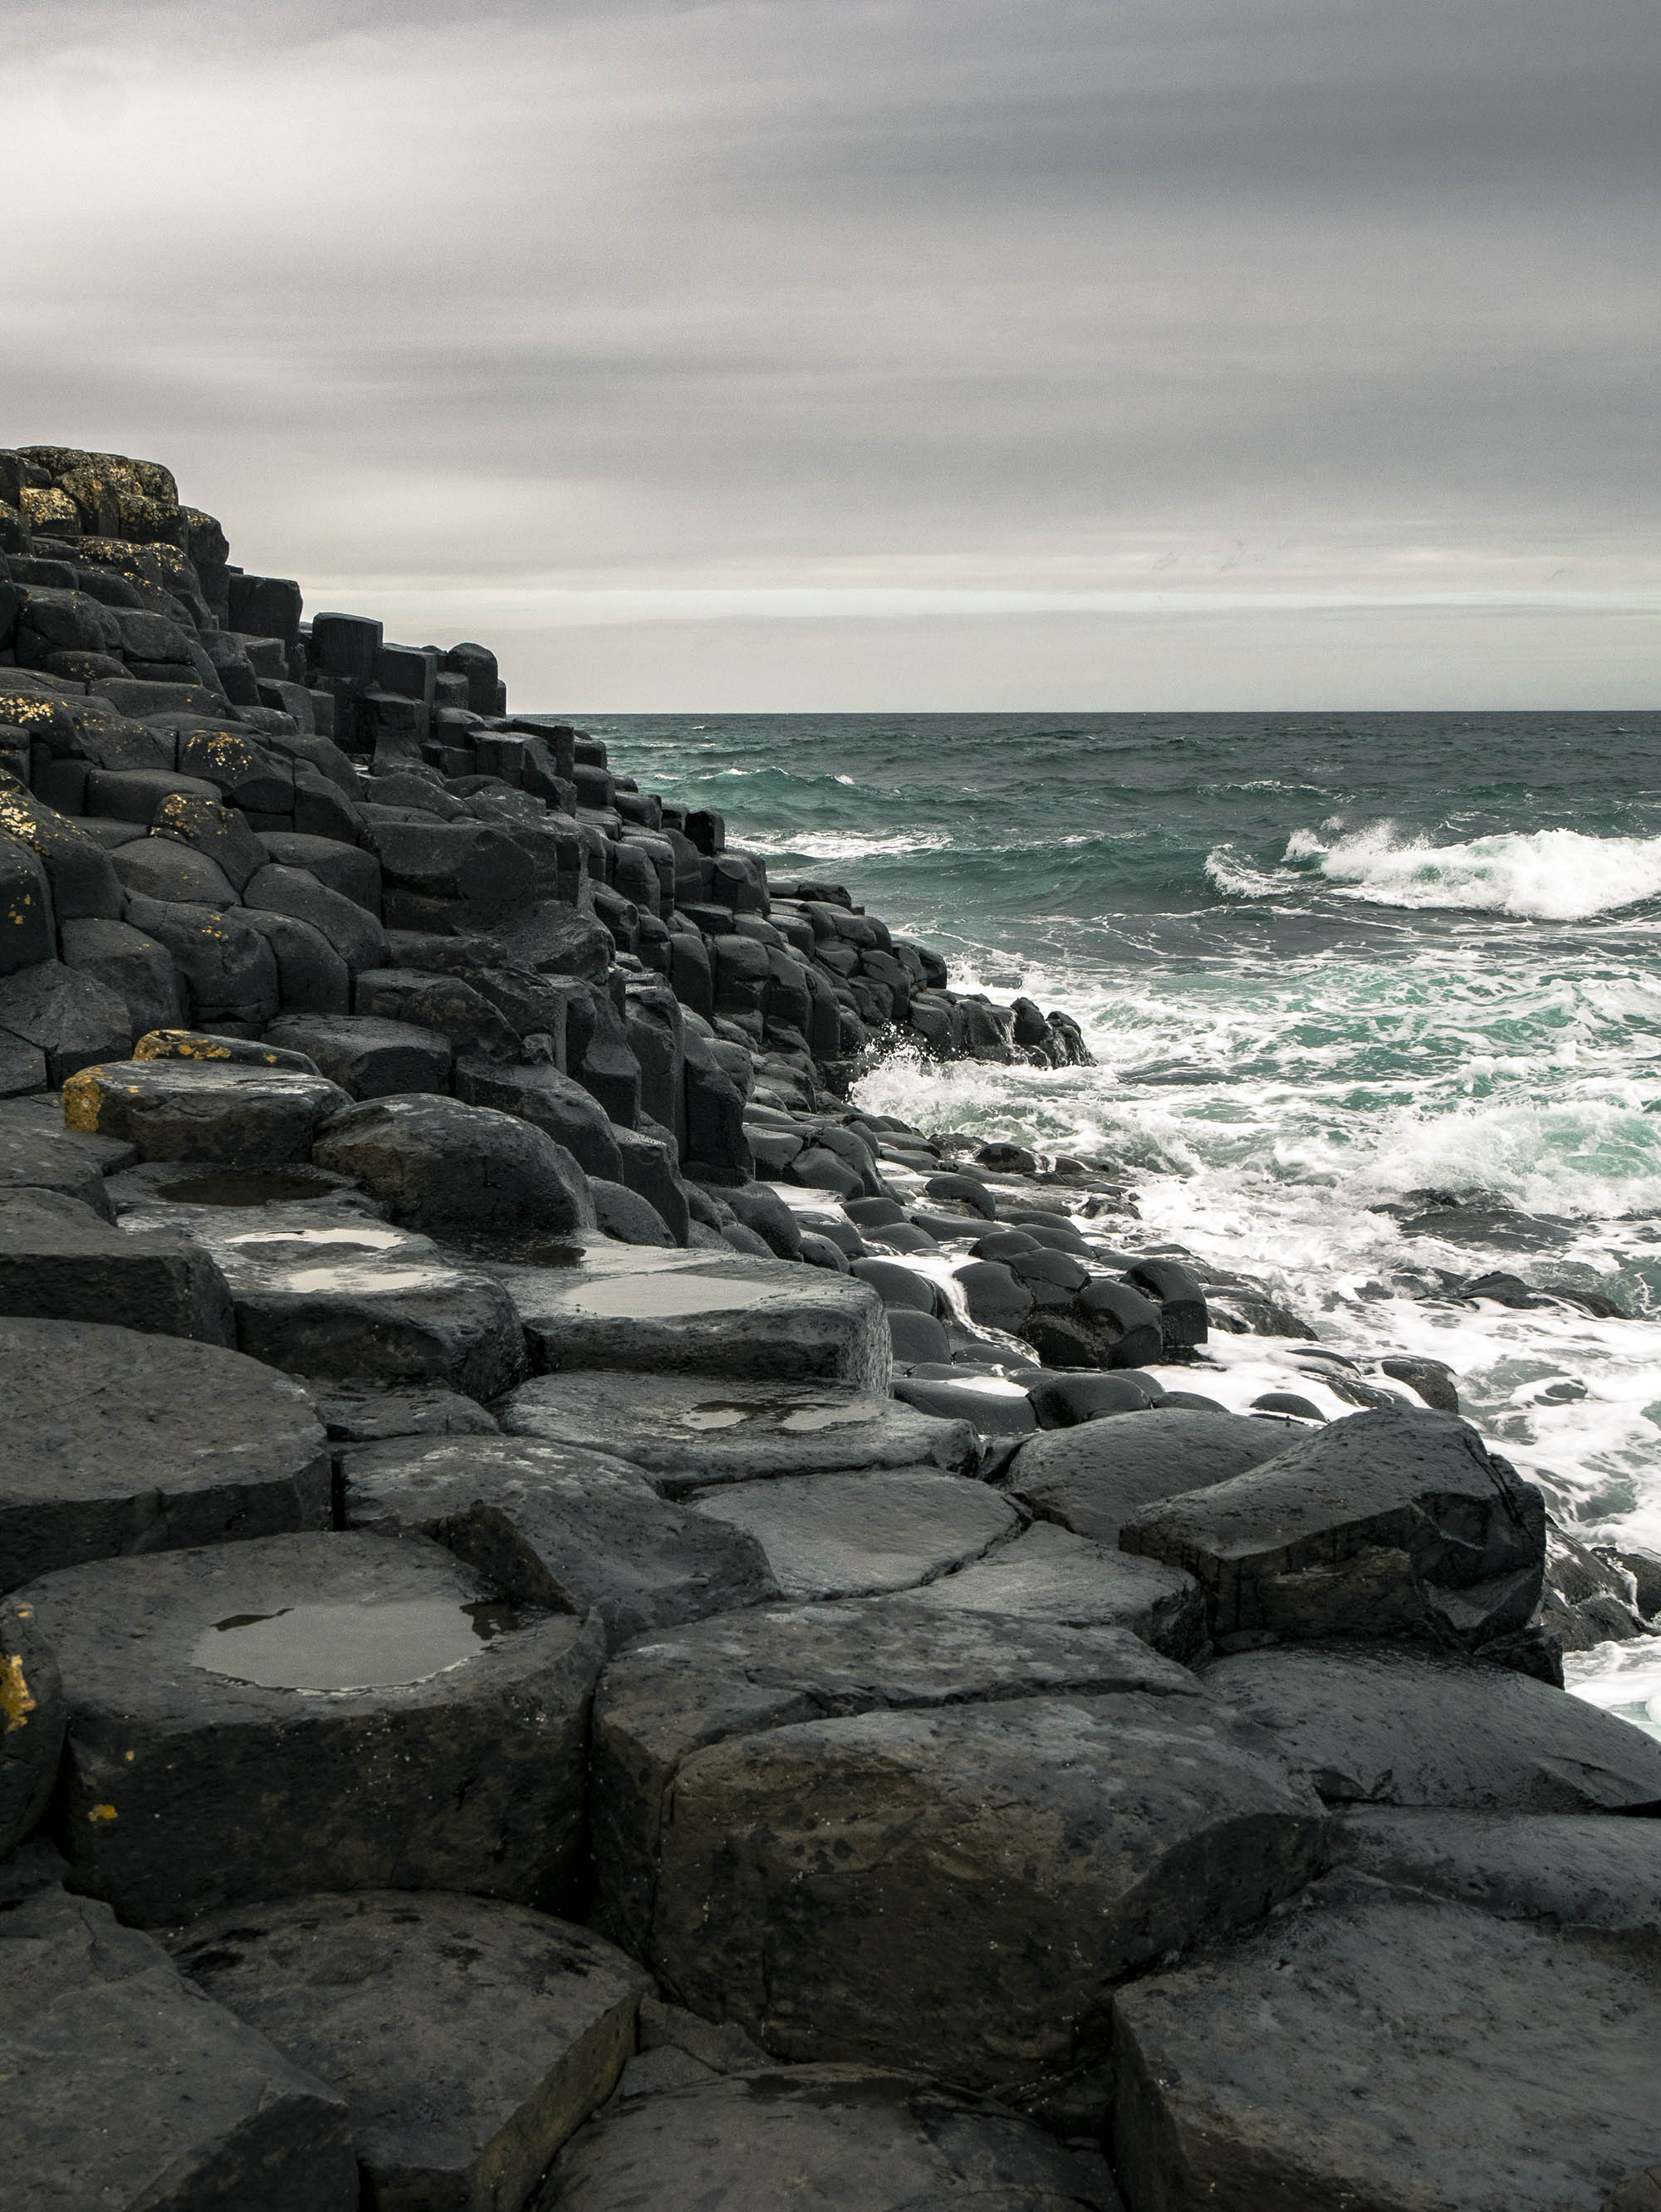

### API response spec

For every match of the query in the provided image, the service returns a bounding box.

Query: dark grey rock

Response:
[265,1011,453,1099]
[342,1434,779,1647]
[0,785,122,917]
[1327,1806,1661,1935]
[1121,1407,1546,1656]
[924,1171,997,1218]
[955,1256,1036,1331]
[1007,1408,1296,1545]
[242,905,351,1014]
[590,1177,675,1246]
[257,829,383,912]
[613,1127,691,1245]
[1203,1643,1661,1810]
[893,1373,1039,1433]
[0,959,130,1083]
[537,2067,1120,2211]
[0,1098,128,1212]
[355,967,517,1058]
[119,893,282,1027]
[58,914,187,1038]
[0,1886,357,2211]
[453,1059,625,1178]
[0,1186,234,1342]
[243,861,389,973]
[1072,1278,1164,1367]
[315,1093,595,1237]
[723,1179,803,1260]
[690,1467,1020,1600]
[22,1529,605,1925]
[1380,1352,1460,1412]
[886,1307,952,1362]
[910,1519,1207,1659]
[499,1370,976,1492]
[1,1593,65,1854]
[169,1891,649,2212]
[133,1025,323,1074]
[1111,1875,1661,2212]
[111,833,241,907]
[0,1316,329,1593]
[63,1055,350,1162]
[315,1385,501,1442]
[1028,1371,1169,1426]
[502,1250,891,1392]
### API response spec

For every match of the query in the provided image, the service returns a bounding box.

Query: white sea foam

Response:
[1218,824,1661,920]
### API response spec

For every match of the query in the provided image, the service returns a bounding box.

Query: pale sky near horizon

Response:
[2,0,1656,710]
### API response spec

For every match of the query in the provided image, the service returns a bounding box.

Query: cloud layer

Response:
[3,0,1654,704]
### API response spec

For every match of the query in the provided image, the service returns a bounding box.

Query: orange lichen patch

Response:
[0,695,62,728]
[87,1803,118,1823]
[135,1032,233,1063]
[1,1653,37,1734]
[60,1066,129,1129]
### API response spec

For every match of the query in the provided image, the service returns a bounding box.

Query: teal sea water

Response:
[590,710,1661,1719]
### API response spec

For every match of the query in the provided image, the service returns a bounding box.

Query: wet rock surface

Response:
[689,1466,1020,1599]
[169,1891,649,2212]
[0,1315,330,1591]
[20,1529,605,1924]
[1007,1407,1298,1544]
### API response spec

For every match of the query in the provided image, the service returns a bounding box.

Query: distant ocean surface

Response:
[586,710,1661,1716]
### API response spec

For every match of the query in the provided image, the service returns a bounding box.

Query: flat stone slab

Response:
[0,1099,127,1213]
[125,1199,528,1398]
[497,1370,976,1493]
[1007,1407,1300,1544]
[909,1519,1206,1660]
[341,1433,780,1648]
[502,1250,892,1392]
[690,1467,1019,1600]
[63,1056,352,1162]
[0,1316,330,1593]
[650,1691,1323,2099]
[1123,1406,1546,1657]
[314,1093,595,1238]
[0,1185,235,1341]
[20,1530,605,1925]
[1328,1808,1661,1936]
[1204,1644,1661,1812]
[592,1594,1200,1956]
[1111,1875,1661,2212]
[540,2066,1120,2212]
[169,1893,649,2212]
[1,1886,357,2210]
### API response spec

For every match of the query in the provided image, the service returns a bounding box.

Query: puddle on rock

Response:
[679,1395,875,1432]
[562,1273,782,1319]
[282,1264,454,1295]
[192,1598,517,1691]
[150,1170,346,1206]
[224,1226,409,1263]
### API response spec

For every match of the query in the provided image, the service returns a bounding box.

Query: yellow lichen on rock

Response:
[1,1652,37,1734]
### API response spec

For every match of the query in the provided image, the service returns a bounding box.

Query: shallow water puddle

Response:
[561,1273,785,1319]
[192,1598,517,1691]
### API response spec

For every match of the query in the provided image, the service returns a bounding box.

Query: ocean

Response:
[586,710,1661,1728]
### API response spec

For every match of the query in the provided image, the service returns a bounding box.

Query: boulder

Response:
[539,2067,1120,2211]
[954,1256,1036,1331]
[164,1202,528,1397]
[0,1316,329,1592]
[242,906,351,1013]
[691,1467,1021,1600]
[590,1177,675,1245]
[502,1251,891,1392]
[0,1886,357,2211]
[453,1058,624,1178]
[1,1593,66,1854]
[22,1529,605,1925]
[119,893,283,1026]
[909,1519,1207,1660]
[1121,1407,1546,1657]
[355,967,518,1058]
[110,833,241,907]
[243,861,389,972]
[314,1094,595,1238]
[498,1370,976,1491]
[0,1187,234,1342]
[1027,1372,1169,1426]
[0,1100,126,1212]
[1121,1256,1208,1346]
[341,1434,779,1647]
[1007,1408,1297,1544]
[58,914,187,1037]
[0,959,130,1083]
[265,1011,453,1099]
[1203,1643,1661,1811]
[1111,1874,1661,2212]
[63,1055,350,1163]
[631,1678,1322,2098]
[169,1892,649,2212]
[1327,1806,1661,1935]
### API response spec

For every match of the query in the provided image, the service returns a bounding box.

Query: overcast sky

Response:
[2,0,1655,707]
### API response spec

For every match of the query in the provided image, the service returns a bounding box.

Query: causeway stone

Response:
[1007,1407,1305,1545]
[690,1467,1019,1601]
[315,1093,596,1238]
[63,1056,351,1163]
[497,1370,977,1493]
[341,1434,779,1648]
[909,1519,1207,1660]
[1203,1643,1661,1812]
[1,1593,66,1854]
[0,1186,235,1341]
[169,1892,649,2212]
[22,1530,605,1925]
[266,1011,453,1099]
[0,1316,329,1592]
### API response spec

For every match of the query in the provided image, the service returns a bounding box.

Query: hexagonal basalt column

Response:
[20,1531,605,1925]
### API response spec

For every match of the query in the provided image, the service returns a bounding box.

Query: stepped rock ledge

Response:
[2,444,1659,2212]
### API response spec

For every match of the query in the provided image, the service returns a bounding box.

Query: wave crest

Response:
[1213,824,1661,921]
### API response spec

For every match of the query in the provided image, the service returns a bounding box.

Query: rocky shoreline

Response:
[2,445,1659,2211]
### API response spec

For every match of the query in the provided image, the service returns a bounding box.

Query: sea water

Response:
[590,711,1661,1722]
